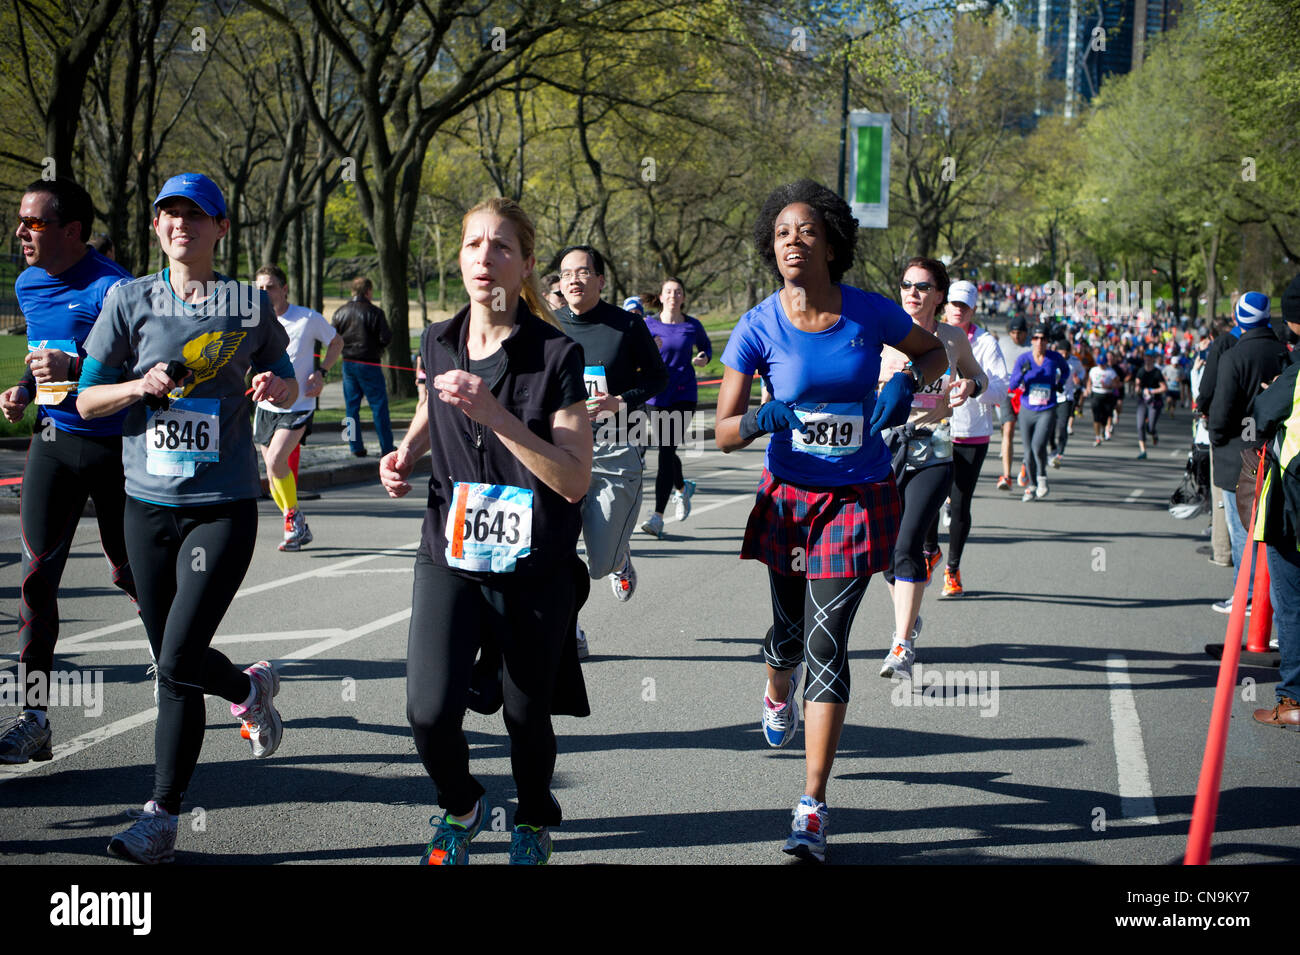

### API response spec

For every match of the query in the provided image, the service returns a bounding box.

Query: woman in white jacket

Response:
[924,280,1009,597]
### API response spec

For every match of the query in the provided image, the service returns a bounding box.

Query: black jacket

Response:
[1207,326,1290,489]
[556,299,669,442]
[332,297,392,363]
[1195,330,1236,415]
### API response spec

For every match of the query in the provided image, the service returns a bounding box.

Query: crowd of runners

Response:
[3,171,1296,866]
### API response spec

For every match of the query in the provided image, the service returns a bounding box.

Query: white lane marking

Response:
[1105,654,1159,825]
[668,491,753,522]
[0,609,412,781]
[1170,451,1183,459]
[51,630,346,654]
[56,543,419,648]
[1124,489,1144,503]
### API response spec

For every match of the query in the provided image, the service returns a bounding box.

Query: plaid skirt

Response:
[740,468,901,578]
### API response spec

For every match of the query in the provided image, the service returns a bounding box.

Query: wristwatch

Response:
[903,362,924,390]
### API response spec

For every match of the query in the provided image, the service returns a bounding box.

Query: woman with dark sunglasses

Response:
[1007,322,1071,501]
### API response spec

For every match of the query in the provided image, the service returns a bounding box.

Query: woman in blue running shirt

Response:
[715,179,945,863]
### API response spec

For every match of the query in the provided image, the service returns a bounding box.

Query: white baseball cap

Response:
[948,280,978,309]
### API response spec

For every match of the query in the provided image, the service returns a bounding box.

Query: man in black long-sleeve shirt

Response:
[331,276,394,457]
[555,246,668,655]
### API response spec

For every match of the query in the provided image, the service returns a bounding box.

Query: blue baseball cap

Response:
[622,296,644,313]
[153,173,227,218]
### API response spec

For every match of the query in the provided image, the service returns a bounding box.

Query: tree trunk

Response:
[310,175,327,313]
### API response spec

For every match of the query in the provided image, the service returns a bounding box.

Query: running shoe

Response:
[1021,488,1035,502]
[278,508,313,552]
[942,567,964,597]
[0,712,51,764]
[782,795,828,863]
[509,825,553,865]
[996,474,1011,490]
[941,499,952,528]
[1017,464,1028,487]
[640,513,664,539]
[108,800,178,865]
[1094,437,1102,447]
[576,624,589,660]
[1136,450,1147,460]
[880,639,915,680]
[610,550,636,601]
[232,661,282,758]
[761,663,802,748]
[923,548,943,583]
[673,479,696,522]
[1051,453,1062,469]
[1035,477,1048,499]
[1104,427,1113,441]
[1211,596,1250,615]
[1151,433,1158,447]
[420,794,488,865]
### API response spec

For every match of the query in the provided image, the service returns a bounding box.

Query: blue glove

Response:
[868,371,917,436]
[739,400,803,441]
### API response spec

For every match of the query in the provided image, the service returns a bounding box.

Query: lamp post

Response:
[837,29,874,199]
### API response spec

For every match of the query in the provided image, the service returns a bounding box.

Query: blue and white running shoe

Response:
[782,795,828,863]
[761,663,802,748]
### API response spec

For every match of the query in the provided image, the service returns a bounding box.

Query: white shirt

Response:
[258,304,337,414]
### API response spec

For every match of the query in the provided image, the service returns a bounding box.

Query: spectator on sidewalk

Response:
[1207,292,1290,615]
[332,276,394,458]
[1247,273,1300,729]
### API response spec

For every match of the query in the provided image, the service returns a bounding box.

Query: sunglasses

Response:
[18,216,60,232]
[900,281,935,292]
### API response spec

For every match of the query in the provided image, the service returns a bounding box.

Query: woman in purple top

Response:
[1008,322,1071,501]
[640,278,712,539]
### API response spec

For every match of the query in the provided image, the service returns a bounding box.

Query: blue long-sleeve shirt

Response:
[1009,349,1070,412]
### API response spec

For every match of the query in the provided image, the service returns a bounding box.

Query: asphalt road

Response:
[1,413,1296,866]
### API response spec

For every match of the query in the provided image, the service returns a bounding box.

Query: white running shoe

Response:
[1022,489,1035,502]
[641,513,664,539]
[610,550,636,601]
[279,508,312,552]
[233,661,282,758]
[672,479,696,522]
[1036,477,1048,499]
[880,617,920,679]
[782,795,828,863]
[108,800,178,864]
[576,624,589,660]
[761,663,802,748]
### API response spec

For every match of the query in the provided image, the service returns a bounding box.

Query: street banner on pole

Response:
[848,111,890,229]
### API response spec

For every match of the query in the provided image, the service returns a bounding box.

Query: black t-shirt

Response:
[1136,367,1165,399]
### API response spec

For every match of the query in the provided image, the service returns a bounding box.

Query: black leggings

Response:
[764,570,869,704]
[125,497,257,815]
[924,442,989,570]
[406,555,575,827]
[18,430,136,708]
[884,461,953,585]
[651,402,695,513]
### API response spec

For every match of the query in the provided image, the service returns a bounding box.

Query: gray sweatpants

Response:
[581,442,644,578]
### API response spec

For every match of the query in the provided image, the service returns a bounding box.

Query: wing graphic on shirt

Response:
[179,330,246,396]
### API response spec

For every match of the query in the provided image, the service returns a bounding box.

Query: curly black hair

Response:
[752,179,858,284]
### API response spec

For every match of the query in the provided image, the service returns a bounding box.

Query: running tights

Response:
[406,555,575,827]
[764,570,869,704]
[124,497,258,815]
[1019,406,1054,484]
[1137,400,1161,443]
[18,430,136,708]
[924,442,989,570]
[651,402,695,514]
[884,461,952,585]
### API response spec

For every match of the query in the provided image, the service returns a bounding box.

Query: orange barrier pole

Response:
[1247,539,1273,653]
[1184,455,1268,864]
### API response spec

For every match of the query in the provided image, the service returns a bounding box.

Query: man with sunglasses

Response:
[0,179,136,763]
